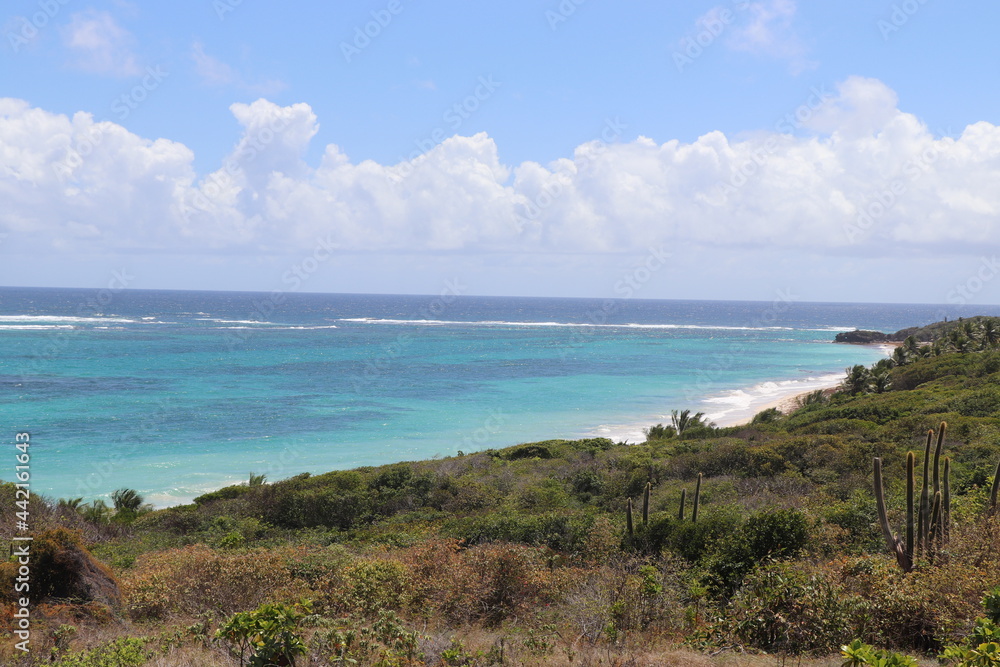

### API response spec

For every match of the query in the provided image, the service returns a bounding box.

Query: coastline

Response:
[708,342,896,427]
[587,342,896,440]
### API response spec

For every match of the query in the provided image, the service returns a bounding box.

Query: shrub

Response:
[338,559,411,617]
[646,510,743,562]
[841,639,917,667]
[722,562,854,655]
[467,543,560,626]
[50,638,151,666]
[216,602,309,667]
[0,528,119,607]
[703,507,809,598]
[121,545,301,619]
[444,512,592,553]
[308,610,424,666]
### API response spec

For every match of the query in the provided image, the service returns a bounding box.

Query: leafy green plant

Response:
[941,618,1000,666]
[841,639,917,667]
[985,587,1000,624]
[216,601,310,667]
[309,611,424,666]
[51,637,151,667]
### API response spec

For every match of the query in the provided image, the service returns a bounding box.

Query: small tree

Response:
[216,602,310,667]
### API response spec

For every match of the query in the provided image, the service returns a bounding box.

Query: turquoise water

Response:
[1,288,991,506]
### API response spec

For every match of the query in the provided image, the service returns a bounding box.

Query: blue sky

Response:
[2,0,1000,305]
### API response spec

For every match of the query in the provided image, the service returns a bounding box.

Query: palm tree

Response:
[871,371,892,394]
[82,499,111,524]
[643,424,676,441]
[951,330,973,353]
[842,365,871,394]
[57,497,85,512]
[111,488,144,514]
[248,472,267,487]
[891,346,908,367]
[982,318,1000,348]
[671,409,710,435]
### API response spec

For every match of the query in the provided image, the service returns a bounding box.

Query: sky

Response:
[1,0,1000,305]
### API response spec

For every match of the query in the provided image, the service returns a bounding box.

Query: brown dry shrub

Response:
[373,540,575,626]
[0,528,120,607]
[121,545,305,620]
[836,552,995,651]
[316,555,411,618]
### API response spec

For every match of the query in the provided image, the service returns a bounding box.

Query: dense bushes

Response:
[14,339,1000,662]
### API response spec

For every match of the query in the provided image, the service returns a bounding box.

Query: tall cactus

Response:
[874,422,950,572]
[943,458,951,542]
[990,459,1000,513]
[642,482,651,526]
[692,473,702,523]
[905,451,915,559]
[678,488,686,521]
[626,497,634,538]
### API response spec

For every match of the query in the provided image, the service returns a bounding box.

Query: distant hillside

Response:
[835,315,997,344]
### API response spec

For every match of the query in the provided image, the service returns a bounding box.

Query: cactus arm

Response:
[874,457,912,572]
[919,429,933,556]
[933,422,946,498]
[627,497,634,538]
[943,457,951,544]
[929,491,942,562]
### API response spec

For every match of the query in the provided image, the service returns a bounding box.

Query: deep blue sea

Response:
[2,287,996,506]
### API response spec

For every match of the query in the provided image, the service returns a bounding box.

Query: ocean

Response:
[2,286,994,506]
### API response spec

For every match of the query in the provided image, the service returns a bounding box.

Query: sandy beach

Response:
[589,341,898,440]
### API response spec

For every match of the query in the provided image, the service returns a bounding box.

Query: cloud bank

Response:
[2,76,999,262]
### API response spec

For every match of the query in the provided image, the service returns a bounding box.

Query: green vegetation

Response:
[4,317,1000,665]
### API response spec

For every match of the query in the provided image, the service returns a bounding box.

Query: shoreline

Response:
[587,342,896,441]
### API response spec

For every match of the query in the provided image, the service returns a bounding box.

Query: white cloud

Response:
[726,0,814,73]
[61,10,140,77]
[2,77,1000,264]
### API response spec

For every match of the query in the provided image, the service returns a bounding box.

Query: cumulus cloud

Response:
[61,10,140,77]
[1,77,1000,261]
[726,0,814,73]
